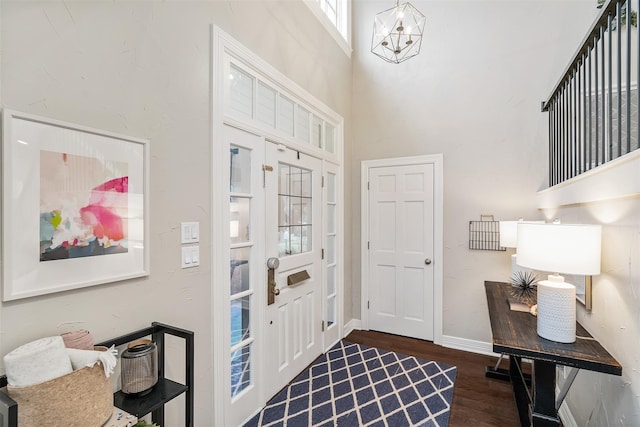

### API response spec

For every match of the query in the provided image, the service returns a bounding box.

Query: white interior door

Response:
[368,163,435,341]
[264,142,323,400]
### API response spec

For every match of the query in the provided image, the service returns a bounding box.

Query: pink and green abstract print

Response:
[39,150,129,261]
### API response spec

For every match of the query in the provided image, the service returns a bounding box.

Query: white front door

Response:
[263,142,323,400]
[367,163,435,341]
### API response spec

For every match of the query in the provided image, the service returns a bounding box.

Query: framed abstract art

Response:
[2,109,149,301]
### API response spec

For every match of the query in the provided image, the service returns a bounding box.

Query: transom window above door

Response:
[278,164,312,257]
[226,63,338,159]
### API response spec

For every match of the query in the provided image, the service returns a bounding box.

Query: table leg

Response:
[509,356,532,427]
[531,360,560,427]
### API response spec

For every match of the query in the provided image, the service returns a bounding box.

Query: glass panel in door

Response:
[278,165,313,257]
[229,144,254,400]
[324,168,339,342]
[225,125,264,427]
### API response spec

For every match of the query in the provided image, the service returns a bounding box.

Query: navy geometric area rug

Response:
[244,340,457,427]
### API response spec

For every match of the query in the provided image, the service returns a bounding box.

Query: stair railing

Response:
[542,0,640,186]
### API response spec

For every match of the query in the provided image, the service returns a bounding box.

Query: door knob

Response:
[425,258,432,265]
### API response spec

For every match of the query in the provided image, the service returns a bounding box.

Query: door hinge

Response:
[367,301,370,309]
[367,181,370,190]
[322,320,325,332]
[367,241,370,250]
[322,176,325,188]
[321,248,325,260]
[262,164,273,187]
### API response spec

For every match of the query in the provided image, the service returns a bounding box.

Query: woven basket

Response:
[7,361,112,427]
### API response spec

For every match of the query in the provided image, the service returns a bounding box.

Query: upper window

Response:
[306,0,351,57]
[318,0,340,33]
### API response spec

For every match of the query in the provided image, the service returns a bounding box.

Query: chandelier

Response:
[371,0,426,64]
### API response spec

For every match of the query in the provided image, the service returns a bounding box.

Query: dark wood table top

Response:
[485,281,622,375]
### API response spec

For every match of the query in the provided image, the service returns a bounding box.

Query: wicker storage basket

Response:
[6,361,112,427]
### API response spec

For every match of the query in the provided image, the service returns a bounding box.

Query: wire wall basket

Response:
[469,215,506,251]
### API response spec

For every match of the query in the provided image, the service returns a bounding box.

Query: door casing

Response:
[360,155,444,344]
[212,26,345,427]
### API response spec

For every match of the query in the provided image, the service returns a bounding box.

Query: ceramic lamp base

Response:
[536,277,576,343]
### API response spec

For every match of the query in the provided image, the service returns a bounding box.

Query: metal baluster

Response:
[548,99,556,186]
[583,54,588,173]
[571,69,580,176]
[608,12,613,161]
[595,32,600,168]
[601,26,606,164]
[588,48,593,171]
[618,1,622,158]
[627,0,632,154]
[637,0,640,152]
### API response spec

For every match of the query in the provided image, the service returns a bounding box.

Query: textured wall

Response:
[351,0,639,422]
[5,0,634,423]
[0,1,352,424]
[547,198,640,425]
[351,0,599,342]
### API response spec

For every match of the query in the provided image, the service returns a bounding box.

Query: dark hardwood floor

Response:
[344,330,521,427]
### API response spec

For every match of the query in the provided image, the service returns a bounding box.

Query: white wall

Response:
[541,193,640,425]
[353,1,640,423]
[5,0,636,423]
[351,0,599,342]
[0,1,352,424]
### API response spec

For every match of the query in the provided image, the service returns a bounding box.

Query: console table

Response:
[484,281,621,427]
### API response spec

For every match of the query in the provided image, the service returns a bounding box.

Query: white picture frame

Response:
[2,109,150,301]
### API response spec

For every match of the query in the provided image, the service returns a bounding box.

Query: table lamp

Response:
[499,219,544,279]
[516,223,602,343]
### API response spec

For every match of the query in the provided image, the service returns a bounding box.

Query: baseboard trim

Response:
[440,335,500,357]
[342,323,499,358]
[343,319,361,337]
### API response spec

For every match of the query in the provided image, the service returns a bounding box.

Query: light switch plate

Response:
[181,222,200,244]
[181,246,200,268]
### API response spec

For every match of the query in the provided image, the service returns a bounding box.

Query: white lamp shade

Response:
[500,220,544,248]
[499,221,519,248]
[516,223,602,275]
